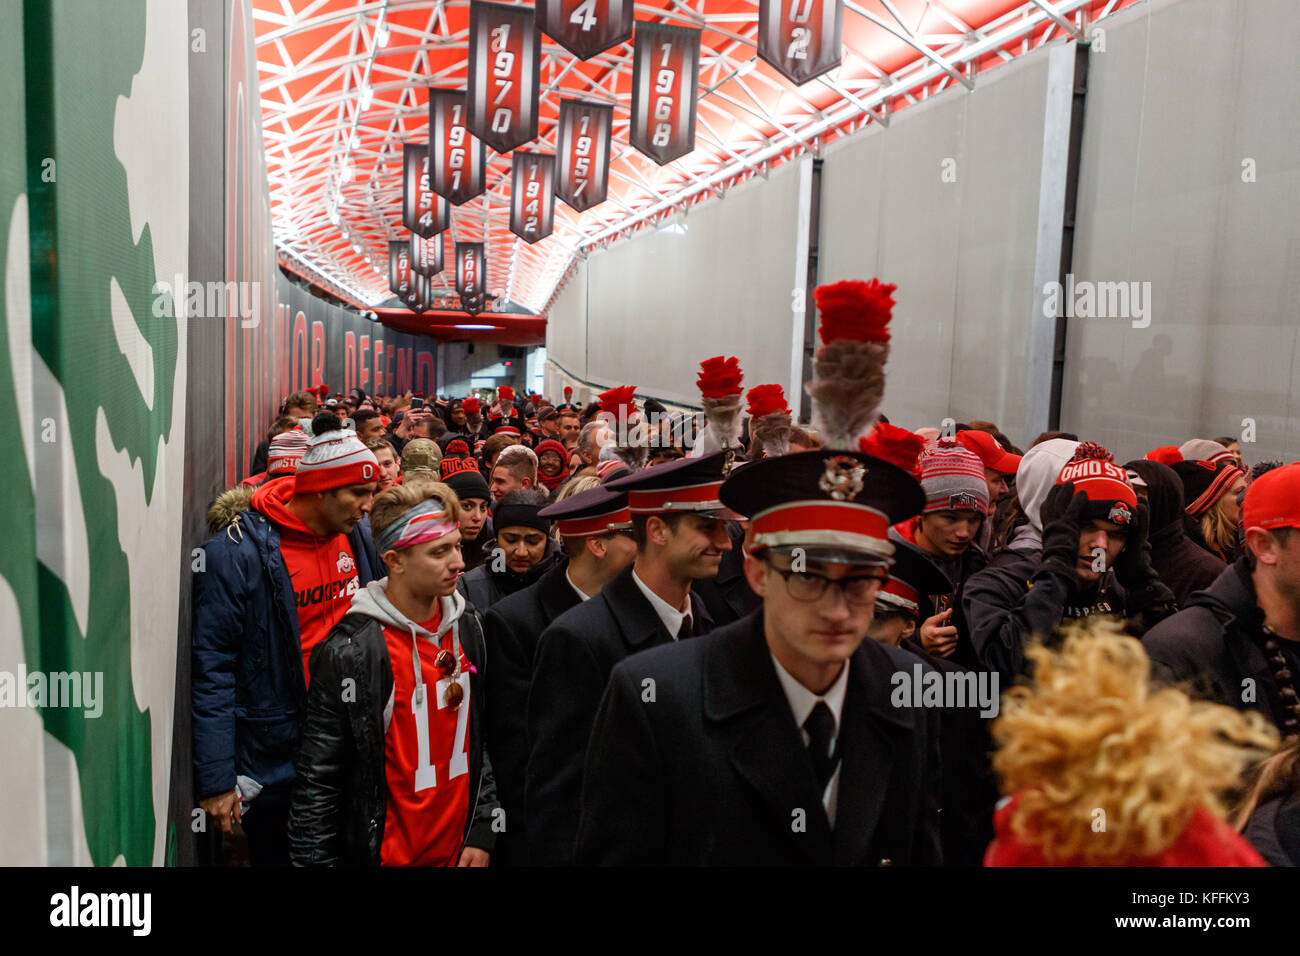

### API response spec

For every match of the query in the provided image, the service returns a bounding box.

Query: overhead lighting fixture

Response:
[736,57,758,77]
[350,132,361,149]
[376,22,389,48]
[456,324,497,330]
[360,85,374,110]
[340,161,353,182]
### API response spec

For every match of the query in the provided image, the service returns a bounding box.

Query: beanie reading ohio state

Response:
[294,430,379,494]
[1055,442,1137,526]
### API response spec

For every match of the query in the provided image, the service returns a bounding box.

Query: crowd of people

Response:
[192,279,1299,867]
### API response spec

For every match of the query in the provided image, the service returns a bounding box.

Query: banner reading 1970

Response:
[466,1,541,154]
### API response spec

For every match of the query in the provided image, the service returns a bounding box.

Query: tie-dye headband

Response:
[375,498,457,553]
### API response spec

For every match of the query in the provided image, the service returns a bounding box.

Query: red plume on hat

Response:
[462,396,481,416]
[598,385,638,421]
[316,384,329,399]
[563,385,573,400]
[806,278,897,450]
[746,384,792,458]
[498,385,514,405]
[1146,445,1182,466]
[859,421,926,476]
[696,356,745,453]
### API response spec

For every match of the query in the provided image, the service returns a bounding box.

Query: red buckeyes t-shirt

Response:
[252,478,359,685]
[380,608,474,867]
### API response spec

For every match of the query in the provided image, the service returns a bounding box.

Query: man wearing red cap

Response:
[482,486,637,866]
[962,442,1174,682]
[1145,462,1300,738]
[192,414,383,865]
[956,427,1021,553]
[525,452,731,864]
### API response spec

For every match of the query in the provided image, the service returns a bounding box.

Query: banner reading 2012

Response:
[629,21,700,165]
[466,2,541,153]
[388,241,412,299]
[757,0,843,86]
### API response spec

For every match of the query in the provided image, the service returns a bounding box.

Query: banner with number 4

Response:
[535,0,634,60]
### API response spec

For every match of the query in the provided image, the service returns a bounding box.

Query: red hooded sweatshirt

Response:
[252,477,360,686]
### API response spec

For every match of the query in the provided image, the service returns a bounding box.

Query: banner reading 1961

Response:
[429,89,487,205]
[402,144,449,237]
[411,232,444,277]
[757,0,843,86]
[534,0,634,61]
[629,21,701,165]
[555,99,612,213]
[466,1,541,154]
[510,151,555,243]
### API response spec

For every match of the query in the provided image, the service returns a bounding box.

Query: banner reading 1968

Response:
[629,21,701,166]
[534,0,634,61]
[402,144,449,237]
[429,89,487,205]
[411,232,444,277]
[466,1,541,154]
[388,241,412,299]
[757,0,843,86]
[510,152,555,243]
[555,99,612,213]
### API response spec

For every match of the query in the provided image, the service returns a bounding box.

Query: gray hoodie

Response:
[347,579,472,730]
[1004,438,1080,555]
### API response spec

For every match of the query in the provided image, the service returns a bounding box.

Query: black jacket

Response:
[1244,791,1300,867]
[962,549,1127,681]
[889,527,988,671]
[575,611,943,865]
[458,538,563,611]
[483,563,583,865]
[525,563,714,865]
[1127,459,1226,607]
[286,608,499,866]
[1143,558,1292,731]
[691,520,761,626]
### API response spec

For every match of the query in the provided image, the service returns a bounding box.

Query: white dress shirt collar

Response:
[631,568,691,639]
[770,654,849,741]
[565,568,591,602]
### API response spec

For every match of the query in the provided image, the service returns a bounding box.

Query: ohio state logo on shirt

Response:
[337,551,356,574]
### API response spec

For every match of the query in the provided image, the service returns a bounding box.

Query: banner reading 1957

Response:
[510,152,555,243]
[757,0,843,86]
[429,89,487,205]
[555,99,612,213]
[629,21,701,166]
[410,233,444,277]
[402,144,449,237]
[534,0,634,61]
[388,241,412,299]
[467,1,541,154]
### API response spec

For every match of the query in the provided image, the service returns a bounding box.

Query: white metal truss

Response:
[253,0,1142,315]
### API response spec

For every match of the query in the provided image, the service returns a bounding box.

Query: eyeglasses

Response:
[766,563,885,607]
[434,649,464,709]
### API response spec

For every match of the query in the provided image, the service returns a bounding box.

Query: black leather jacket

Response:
[287,609,499,865]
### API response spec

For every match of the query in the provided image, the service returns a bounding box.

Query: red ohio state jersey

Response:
[380,618,473,867]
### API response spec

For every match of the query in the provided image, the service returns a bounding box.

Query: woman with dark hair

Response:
[1235,740,1300,866]
[1127,459,1226,607]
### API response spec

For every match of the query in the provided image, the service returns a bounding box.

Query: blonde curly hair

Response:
[991,621,1278,862]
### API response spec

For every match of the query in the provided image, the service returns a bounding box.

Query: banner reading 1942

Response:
[555,98,612,213]
[510,151,555,243]
[534,0,634,61]
[629,21,701,166]
[757,0,843,86]
[466,1,541,153]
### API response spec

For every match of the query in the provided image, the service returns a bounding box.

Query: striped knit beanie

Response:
[917,440,989,514]
[267,429,309,477]
[1173,458,1245,517]
[294,429,379,494]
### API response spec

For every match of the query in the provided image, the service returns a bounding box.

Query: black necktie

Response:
[676,613,694,640]
[803,702,838,792]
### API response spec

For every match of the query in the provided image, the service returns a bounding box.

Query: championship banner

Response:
[402,144,449,237]
[555,99,612,213]
[535,0,634,61]
[757,0,843,86]
[510,151,555,243]
[412,271,432,314]
[455,242,487,300]
[411,232,444,277]
[388,241,412,299]
[629,21,700,165]
[461,293,486,315]
[466,1,541,153]
[428,89,487,205]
